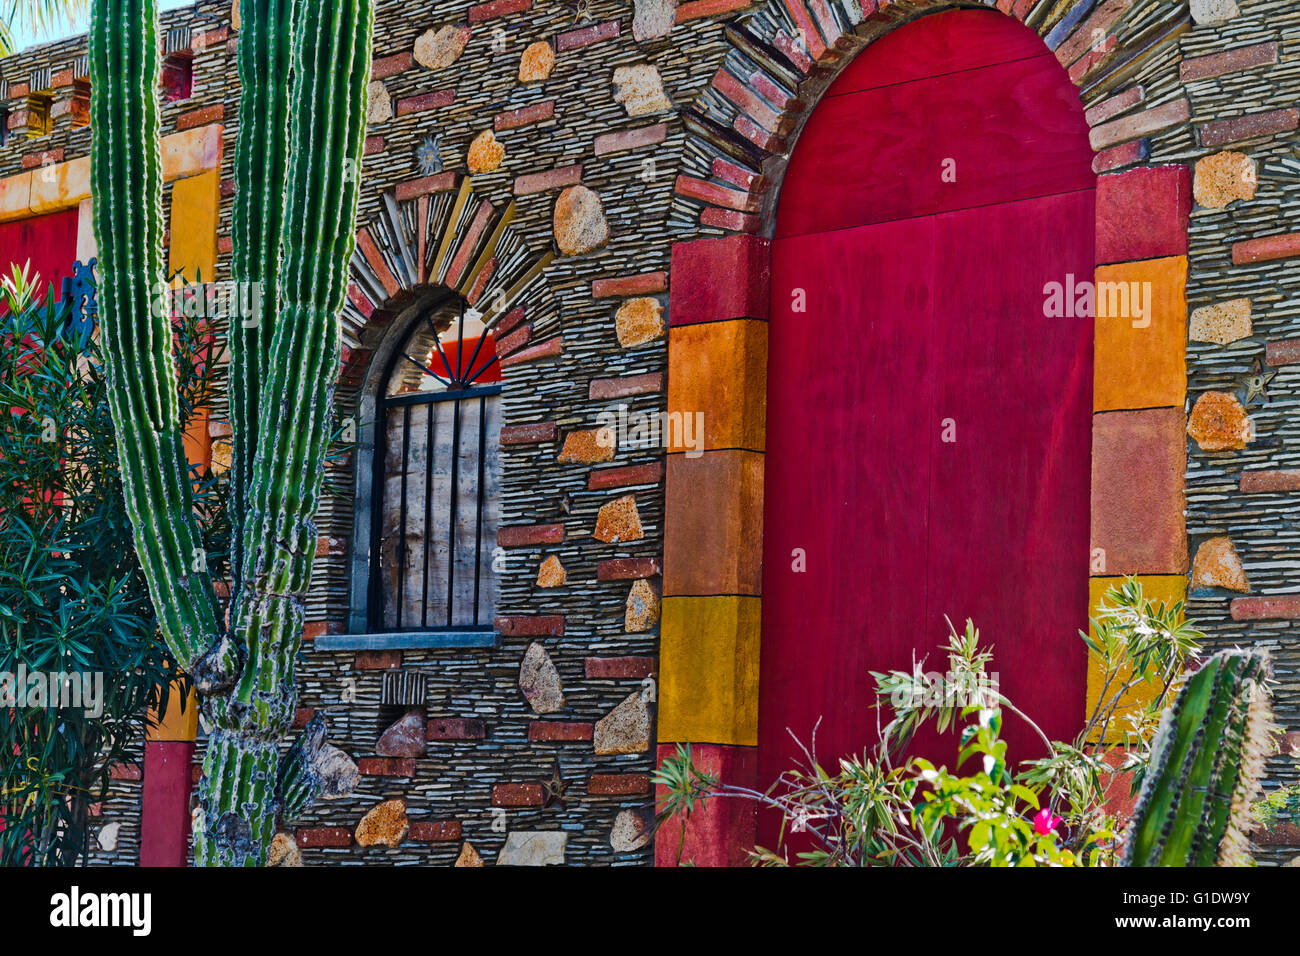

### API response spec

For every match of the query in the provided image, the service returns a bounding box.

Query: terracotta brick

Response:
[192,26,229,51]
[494,100,554,131]
[364,135,385,155]
[1092,139,1149,174]
[8,83,29,99]
[711,157,766,192]
[514,164,582,195]
[1180,42,1277,82]
[468,0,532,21]
[1092,256,1188,412]
[733,113,787,153]
[664,451,764,596]
[494,615,564,636]
[1090,408,1188,575]
[1089,98,1191,151]
[670,236,769,324]
[588,773,651,795]
[773,31,813,73]
[701,207,761,233]
[50,68,73,89]
[1095,165,1191,264]
[712,67,787,135]
[109,762,142,781]
[1240,470,1300,493]
[499,335,563,366]
[596,557,661,580]
[501,422,558,444]
[594,123,667,155]
[586,656,657,679]
[358,757,416,777]
[1231,597,1300,621]
[589,461,665,490]
[220,178,236,197]
[293,708,315,729]
[301,620,343,641]
[396,89,455,116]
[498,523,565,547]
[21,148,63,169]
[427,718,487,740]
[592,272,667,298]
[394,171,458,201]
[556,19,620,52]
[590,372,663,400]
[217,236,233,254]
[1198,108,1298,148]
[296,827,352,848]
[668,319,768,452]
[409,821,463,842]
[674,175,760,214]
[1084,86,1145,127]
[493,783,544,806]
[176,104,224,131]
[528,721,594,741]
[371,51,413,80]
[676,0,754,20]
[1252,823,1300,846]
[354,650,402,670]
[495,322,532,357]
[1232,233,1300,265]
[1266,340,1300,366]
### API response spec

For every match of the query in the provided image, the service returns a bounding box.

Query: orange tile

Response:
[667,318,767,453]
[664,450,764,597]
[1093,256,1187,412]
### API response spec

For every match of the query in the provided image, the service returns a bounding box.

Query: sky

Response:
[7,0,192,52]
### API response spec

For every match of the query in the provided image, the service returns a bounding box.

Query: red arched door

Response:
[759,8,1096,849]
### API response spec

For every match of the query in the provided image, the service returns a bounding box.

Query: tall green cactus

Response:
[1122,649,1274,867]
[89,0,373,865]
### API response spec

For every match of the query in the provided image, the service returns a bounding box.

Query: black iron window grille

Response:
[368,298,502,634]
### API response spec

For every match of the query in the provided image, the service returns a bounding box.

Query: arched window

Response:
[367,297,502,635]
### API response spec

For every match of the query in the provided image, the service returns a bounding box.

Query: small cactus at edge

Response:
[1122,649,1274,867]
[89,0,373,864]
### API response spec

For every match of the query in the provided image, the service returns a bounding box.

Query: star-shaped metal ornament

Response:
[568,0,593,25]
[1242,358,1276,406]
[415,134,443,176]
[541,758,570,810]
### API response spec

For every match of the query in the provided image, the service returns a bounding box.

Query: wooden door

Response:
[758,8,1097,851]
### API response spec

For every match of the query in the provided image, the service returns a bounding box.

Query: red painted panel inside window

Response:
[759,8,1095,852]
[0,208,81,312]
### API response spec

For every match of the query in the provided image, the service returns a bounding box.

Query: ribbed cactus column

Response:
[90,0,373,865]
[88,0,240,694]
[1122,650,1274,867]
[196,0,373,866]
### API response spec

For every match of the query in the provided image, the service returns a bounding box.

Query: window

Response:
[24,93,52,138]
[367,298,503,634]
[162,52,194,103]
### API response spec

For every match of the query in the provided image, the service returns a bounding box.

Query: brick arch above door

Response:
[656,0,1219,866]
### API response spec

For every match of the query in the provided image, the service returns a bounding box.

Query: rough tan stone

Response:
[615,297,665,348]
[366,80,392,124]
[594,691,651,755]
[414,24,472,71]
[1188,391,1254,451]
[518,41,555,82]
[355,798,409,848]
[610,809,653,851]
[519,641,565,713]
[613,64,671,116]
[455,841,484,866]
[467,130,505,174]
[594,494,644,543]
[558,427,616,464]
[625,578,660,632]
[536,554,567,588]
[553,185,609,256]
[1194,151,1256,209]
[267,832,302,867]
[1191,0,1239,24]
[1191,536,1250,592]
[633,0,677,41]
[1189,298,1252,345]
[376,710,426,757]
[497,830,567,865]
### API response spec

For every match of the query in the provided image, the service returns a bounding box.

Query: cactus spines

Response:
[1122,649,1274,867]
[90,0,373,864]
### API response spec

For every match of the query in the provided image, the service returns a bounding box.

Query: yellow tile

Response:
[1093,256,1188,412]
[0,171,33,222]
[658,595,761,746]
[667,319,767,453]
[147,680,199,741]
[169,170,220,283]
[1085,575,1187,742]
[161,124,223,182]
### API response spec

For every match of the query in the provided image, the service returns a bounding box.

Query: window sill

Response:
[314,630,498,651]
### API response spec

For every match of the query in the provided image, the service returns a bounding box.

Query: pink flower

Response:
[1033,807,1062,836]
